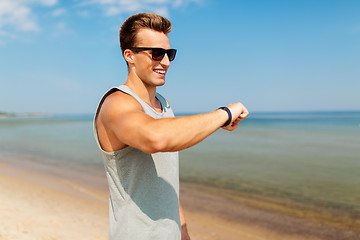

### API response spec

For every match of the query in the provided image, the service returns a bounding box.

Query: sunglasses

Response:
[129,47,177,61]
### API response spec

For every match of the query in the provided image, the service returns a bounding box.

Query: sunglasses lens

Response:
[152,49,165,61]
[149,48,177,61]
[167,49,176,61]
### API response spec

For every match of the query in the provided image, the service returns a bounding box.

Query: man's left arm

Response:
[179,201,191,240]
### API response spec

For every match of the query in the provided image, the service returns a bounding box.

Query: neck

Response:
[124,73,158,109]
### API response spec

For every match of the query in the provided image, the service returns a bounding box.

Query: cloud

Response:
[50,21,72,38]
[77,10,91,18]
[82,0,202,17]
[0,29,19,45]
[0,0,57,42]
[153,6,169,18]
[0,0,202,43]
[52,8,66,17]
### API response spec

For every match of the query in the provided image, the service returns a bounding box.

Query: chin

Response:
[154,78,166,86]
[157,81,165,86]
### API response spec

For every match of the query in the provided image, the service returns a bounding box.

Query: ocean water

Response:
[180,112,360,223]
[1,111,360,228]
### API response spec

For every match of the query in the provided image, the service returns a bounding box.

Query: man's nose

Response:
[160,53,171,67]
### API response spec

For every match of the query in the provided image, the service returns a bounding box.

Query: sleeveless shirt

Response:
[93,85,181,240]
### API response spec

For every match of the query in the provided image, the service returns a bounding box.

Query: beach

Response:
[1,151,358,240]
[1,152,261,240]
[0,162,108,240]
[0,155,316,240]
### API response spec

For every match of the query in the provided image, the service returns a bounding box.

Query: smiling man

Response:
[94,12,248,240]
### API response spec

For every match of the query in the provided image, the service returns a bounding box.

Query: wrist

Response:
[218,107,232,127]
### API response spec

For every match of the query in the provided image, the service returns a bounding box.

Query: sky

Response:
[0,0,359,114]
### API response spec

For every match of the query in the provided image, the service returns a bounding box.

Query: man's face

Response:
[131,29,172,87]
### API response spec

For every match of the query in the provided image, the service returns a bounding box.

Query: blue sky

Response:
[1,0,359,114]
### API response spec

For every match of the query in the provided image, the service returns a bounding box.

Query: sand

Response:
[0,153,358,240]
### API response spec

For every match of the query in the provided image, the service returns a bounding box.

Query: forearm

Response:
[147,108,228,152]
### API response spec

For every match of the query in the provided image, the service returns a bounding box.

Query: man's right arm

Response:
[97,92,249,154]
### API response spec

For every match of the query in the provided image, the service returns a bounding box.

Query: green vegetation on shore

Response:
[0,112,14,117]
[0,112,49,118]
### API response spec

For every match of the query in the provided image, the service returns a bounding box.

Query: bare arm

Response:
[179,201,191,240]
[97,92,249,153]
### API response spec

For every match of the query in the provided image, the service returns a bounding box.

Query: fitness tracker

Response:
[218,107,232,127]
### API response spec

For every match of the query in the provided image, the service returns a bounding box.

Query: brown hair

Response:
[119,12,172,54]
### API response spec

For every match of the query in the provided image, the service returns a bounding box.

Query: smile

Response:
[154,69,166,74]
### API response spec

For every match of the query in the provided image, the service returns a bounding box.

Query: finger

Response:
[230,122,239,129]
[232,124,239,130]
[233,118,241,124]
[240,111,249,119]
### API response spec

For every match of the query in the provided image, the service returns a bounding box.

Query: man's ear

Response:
[123,49,134,64]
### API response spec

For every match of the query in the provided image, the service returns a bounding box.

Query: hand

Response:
[222,102,249,131]
[181,224,191,240]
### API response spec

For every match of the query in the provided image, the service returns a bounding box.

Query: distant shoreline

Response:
[0,112,50,119]
[2,110,360,118]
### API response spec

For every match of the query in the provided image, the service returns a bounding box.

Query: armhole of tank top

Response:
[155,92,168,111]
[94,87,135,156]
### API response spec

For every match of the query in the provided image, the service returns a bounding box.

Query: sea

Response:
[1,111,359,232]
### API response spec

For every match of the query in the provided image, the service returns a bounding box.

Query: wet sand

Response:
[0,152,358,240]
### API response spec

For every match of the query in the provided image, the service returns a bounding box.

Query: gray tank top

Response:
[93,85,180,240]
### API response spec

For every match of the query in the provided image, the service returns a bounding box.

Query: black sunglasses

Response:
[129,47,177,61]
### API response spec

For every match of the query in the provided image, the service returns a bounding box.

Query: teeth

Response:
[154,70,166,74]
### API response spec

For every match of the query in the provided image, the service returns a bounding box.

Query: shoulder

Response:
[98,90,143,123]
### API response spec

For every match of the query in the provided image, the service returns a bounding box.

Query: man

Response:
[94,12,248,240]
